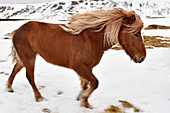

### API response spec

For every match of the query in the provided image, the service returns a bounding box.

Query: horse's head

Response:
[118,12,146,63]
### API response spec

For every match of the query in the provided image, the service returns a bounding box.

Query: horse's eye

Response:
[134,33,139,38]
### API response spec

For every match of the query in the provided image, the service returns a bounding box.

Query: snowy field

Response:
[0,18,170,113]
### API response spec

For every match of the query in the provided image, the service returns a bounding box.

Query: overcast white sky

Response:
[0,0,59,4]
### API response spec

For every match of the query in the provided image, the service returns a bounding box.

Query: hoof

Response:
[8,89,14,93]
[6,87,14,93]
[36,96,45,102]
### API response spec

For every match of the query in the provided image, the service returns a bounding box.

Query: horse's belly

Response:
[38,50,70,68]
[35,39,71,68]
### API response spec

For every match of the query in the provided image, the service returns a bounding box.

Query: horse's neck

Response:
[96,28,116,51]
[96,30,115,51]
[91,29,115,51]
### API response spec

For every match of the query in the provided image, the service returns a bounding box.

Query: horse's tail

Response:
[9,29,17,38]
[9,29,19,63]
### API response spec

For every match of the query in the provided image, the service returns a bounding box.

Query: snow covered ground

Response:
[0,18,170,113]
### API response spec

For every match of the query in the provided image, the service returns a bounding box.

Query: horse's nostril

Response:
[140,56,144,62]
[135,58,138,63]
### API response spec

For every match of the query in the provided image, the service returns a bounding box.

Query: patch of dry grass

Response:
[144,24,170,30]
[0,72,9,75]
[104,100,141,113]
[105,105,125,113]
[143,35,170,48]
[119,100,140,112]
[42,108,51,113]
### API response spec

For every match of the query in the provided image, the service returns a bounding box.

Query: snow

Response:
[0,18,170,113]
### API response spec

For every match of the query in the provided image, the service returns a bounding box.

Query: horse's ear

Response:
[122,10,136,24]
[128,11,136,22]
[117,8,136,22]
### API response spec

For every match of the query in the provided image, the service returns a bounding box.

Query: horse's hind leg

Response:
[25,58,44,102]
[7,61,23,92]
[74,65,99,109]
[12,42,44,101]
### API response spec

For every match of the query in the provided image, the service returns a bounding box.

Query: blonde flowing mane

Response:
[60,8,143,46]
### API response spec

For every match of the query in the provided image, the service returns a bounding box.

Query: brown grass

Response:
[105,105,125,113]
[119,100,140,112]
[105,100,141,113]
[42,108,51,113]
[144,24,170,30]
[143,35,170,48]
[0,72,9,75]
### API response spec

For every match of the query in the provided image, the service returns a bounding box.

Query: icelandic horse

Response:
[7,8,146,109]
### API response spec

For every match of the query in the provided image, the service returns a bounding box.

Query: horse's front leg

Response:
[74,65,99,109]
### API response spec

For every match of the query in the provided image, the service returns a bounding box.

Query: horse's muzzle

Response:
[134,56,145,63]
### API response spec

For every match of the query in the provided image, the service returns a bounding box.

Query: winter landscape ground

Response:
[0,0,170,113]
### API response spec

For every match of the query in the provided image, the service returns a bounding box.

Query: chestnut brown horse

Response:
[7,8,146,109]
